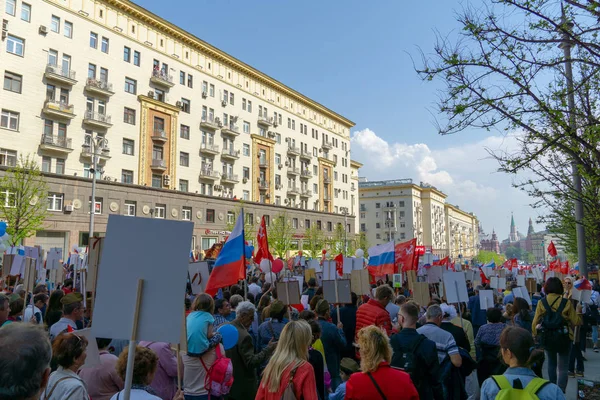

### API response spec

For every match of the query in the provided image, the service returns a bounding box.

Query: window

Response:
[209,84,214,97]
[125,201,136,216]
[55,158,65,174]
[180,71,185,85]
[125,77,136,94]
[5,0,15,15]
[0,110,19,130]
[122,139,134,155]
[47,193,63,211]
[21,3,30,22]
[376,223,381,229]
[399,211,405,218]
[133,51,140,66]
[124,46,131,62]
[292,218,298,229]
[182,206,192,221]
[181,98,190,113]
[400,222,406,228]
[101,37,109,53]
[276,133,281,144]
[375,203,380,208]
[180,152,189,167]
[88,197,103,214]
[6,35,24,56]
[3,72,21,93]
[51,15,60,33]
[180,124,190,139]
[121,169,133,184]
[90,32,98,48]
[206,209,215,223]
[179,179,189,192]
[229,92,234,105]
[399,201,405,207]
[187,74,193,88]
[41,156,51,173]
[275,153,281,165]
[242,98,246,110]
[64,21,73,38]
[227,211,235,224]
[400,233,406,240]
[0,149,17,167]
[243,121,250,134]
[327,222,333,231]
[243,190,249,201]
[123,107,136,124]
[242,144,250,156]
[154,204,166,219]
[151,174,162,188]
[243,167,250,180]
[317,220,322,230]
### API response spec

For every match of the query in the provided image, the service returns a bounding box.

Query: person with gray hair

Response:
[0,293,10,327]
[417,305,462,368]
[0,323,52,400]
[468,284,488,336]
[226,301,277,399]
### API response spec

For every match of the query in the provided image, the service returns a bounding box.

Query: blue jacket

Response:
[318,318,347,379]
[468,295,488,327]
[480,367,565,400]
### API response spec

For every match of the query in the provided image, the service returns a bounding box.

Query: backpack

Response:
[201,345,234,398]
[280,361,302,400]
[391,334,426,385]
[538,297,570,353]
[492,375,549,400]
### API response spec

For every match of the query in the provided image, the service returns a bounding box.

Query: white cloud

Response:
[350,128,538,239]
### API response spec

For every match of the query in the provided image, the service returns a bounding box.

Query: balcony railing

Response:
[287,186,300,195]
[257,116,273,126]
[84,110,112,126]
[300,170,312,179]
[45,64,77,83]
[151,159,166,169]
[300,149,312,160]
[259,159,268,168]
[300,189,312,197]
[150,69,174,87]
[287,167,300,175]
[200,143,220,154]
[324,176,332,184]
[221,148,239,158]
[81,145,110,159]
[287,146,300,156]
[321,140,333,150]
[43,99,75,117]
[199,169,221,179]
[324,194,331,201]
[258,180,269,190]
[200,116,219,130]
[221,124,240,136]
[152,129,168,141]
[85,78,114,94]
[40,134,72,149]
[221,173,239,183]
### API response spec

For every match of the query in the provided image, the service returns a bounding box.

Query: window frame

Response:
[123,107,136,124]
[5,0,15,15]
[6,35,24,56]
[47,192,64,211]
[20,2,31,22]
[64,21,73,38]
[121,169,134,184]
[125,200,136,216]
[0,109,19,130]
[50,15,60,33]
[101,36,109,53]
[3,71,22,93]
[124,77,137,94]
[122,138,135,155]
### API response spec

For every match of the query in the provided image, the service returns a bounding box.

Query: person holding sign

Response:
[315,299,346,391]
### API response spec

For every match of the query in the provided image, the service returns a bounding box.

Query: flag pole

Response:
[241,208,247,301]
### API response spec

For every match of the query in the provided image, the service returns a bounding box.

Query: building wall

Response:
[0,0,355,220]
[445,204,478,260]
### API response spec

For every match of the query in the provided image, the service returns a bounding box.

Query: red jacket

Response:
[345,362,419,400]
[355,299,393,341]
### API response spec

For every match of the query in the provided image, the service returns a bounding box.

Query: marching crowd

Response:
[0,272,598,400]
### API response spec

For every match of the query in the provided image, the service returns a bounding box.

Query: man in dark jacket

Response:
[315,299,346,391]
[332,292,358,359]
[226,301,276,399]
[467,285,487,337]
[391,302,444,400]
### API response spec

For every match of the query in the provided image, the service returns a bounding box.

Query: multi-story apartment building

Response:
[0,0,359,252]
[358,179,478,260]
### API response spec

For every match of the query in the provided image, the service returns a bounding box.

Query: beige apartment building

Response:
[0,0,359,252]
[358,179,478,260]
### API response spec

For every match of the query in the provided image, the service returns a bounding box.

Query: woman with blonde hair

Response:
[345,326,418,400]
[255,320,318,400]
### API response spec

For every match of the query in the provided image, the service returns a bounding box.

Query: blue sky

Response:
[135,0,540,240]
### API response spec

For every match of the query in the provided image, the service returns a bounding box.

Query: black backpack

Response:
[538,297,570,352]
[392,334,426,385]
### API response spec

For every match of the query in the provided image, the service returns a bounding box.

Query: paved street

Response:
[543,347,600,400]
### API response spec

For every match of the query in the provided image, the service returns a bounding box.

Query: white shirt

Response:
[42,366,89,400]
[49,317,78,341]
[248,283,262,298]
[110,388,162,400]
[23,304,43,324]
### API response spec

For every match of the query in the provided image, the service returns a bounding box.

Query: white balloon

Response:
[264,272,276,283]
[355,249,364,258]
[260,258,272,273]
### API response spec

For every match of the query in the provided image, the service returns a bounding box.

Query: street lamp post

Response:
[341,207,349,255]
[83,134,108,247]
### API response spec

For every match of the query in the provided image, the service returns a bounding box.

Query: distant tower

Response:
[527,217,535,237]
[491,229,500,253]
[509,213,518,242]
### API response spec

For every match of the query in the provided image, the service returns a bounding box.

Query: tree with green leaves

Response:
[474,250,506,266]
[0,155,49,246]
[268,212,294,259]
[302,224,325,258]
[224,201,256,244]
[327,223,347,255]
[347,233,369,258]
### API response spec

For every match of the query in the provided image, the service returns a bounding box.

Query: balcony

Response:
[44,64,77,86]
[324,176,332,184]
[257,116,273,127]
[287,167,300,176]
[200,116,220,130]
[151,129,168,143]
[258,180,269,191]
[300,189,312,198]
[259,159,269,168]
[300,170,312,179]
[199,169,220,181]
[81,145,111,161]
[221,124,240,137]
[42,100,75,119]
[287,186,301,196]
[151,159,167,171]
[287,146,300,156]
[85,78,114,97]
[150,69,174,88]
[324,194,331,202]
[221,148,240,160]
[221,173,239,184]
[321,141,333,150]
[83,110,112,129]
[300,149,312,161]
[39,134,73,153]
[200,143,220,155]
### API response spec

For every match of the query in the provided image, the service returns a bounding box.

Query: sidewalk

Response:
[544,348,600,400]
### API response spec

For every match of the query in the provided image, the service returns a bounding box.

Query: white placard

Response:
[284,275,304,295]
[92,215,194,343]
[46,248,63,270]
[516,275,525,287]
[442,272,469,304]
[465,270,475,282]
[322,260,336,281]
[77,328,101,369]
[483,267,493,278]
[490,277,506,290]
[308,258,322,273]
[342,257,354,274]
[479,290,494,310]
[353,257,365,271]
[301,294,309,310]
[513,287,532,306]
[427,266,443,283]
[572,288,592,303]
[188,261,210,294]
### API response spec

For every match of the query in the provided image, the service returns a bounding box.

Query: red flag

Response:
[561,260,569,275]
[253,216,273,265]
[479,267,490,285]
[549,259,561,272]
[547,241,558,257]
[334,253,344,277]
[395,238,417,273]
[433,256,449,267]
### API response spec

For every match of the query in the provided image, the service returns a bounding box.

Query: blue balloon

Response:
[217,324,239,350]
[0,221,6,236]
[245,245,254,259]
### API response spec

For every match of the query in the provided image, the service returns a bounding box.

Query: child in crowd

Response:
[186,293,221,356]
[329,358,360,400]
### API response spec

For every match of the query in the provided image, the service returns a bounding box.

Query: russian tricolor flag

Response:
[205,211,246,295]
[367,241,395,276]
[575,277,592,291]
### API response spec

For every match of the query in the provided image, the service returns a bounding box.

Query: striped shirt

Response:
[417,322,459,364]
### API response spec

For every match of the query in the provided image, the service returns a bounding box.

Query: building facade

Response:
[358,179,478,260]
[0,0,358,250]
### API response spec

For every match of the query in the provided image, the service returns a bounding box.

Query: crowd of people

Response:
[0,270,597,399]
